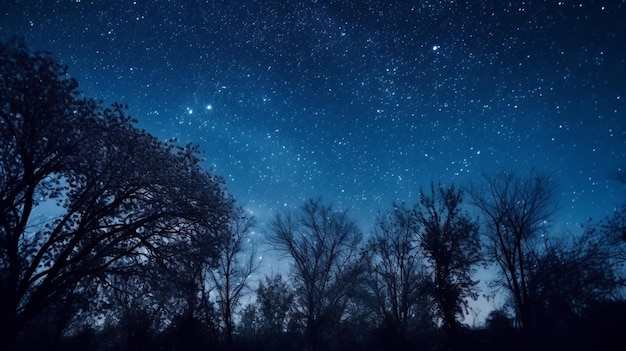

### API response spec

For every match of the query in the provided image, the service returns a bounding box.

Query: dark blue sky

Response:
[2,0,625,236]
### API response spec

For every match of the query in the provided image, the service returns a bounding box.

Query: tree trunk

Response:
[0,311,19,351]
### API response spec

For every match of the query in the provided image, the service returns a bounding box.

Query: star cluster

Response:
[2,0,625,232]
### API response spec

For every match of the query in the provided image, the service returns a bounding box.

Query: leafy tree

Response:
[97,302,156,351]
[237,273,297,350]
[601,166,626,262]
[137,220,227,339]
[526,227,623,328]
[255,273,295,334]
[415,183,481,330]
[0,38,233,349]
[268,198,365,351]
[604,203,626,247]
[467,170,559,330]
[70,224,225,348]
[237,303,261,339]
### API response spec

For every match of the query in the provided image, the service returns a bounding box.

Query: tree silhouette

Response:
[207,209,258,351]
[237,273,297,350]
[416,182,481,331]
[525,228,620,329]
[268,198,365,351]
[255,273,295,335]
[601,167,626,261]
[364,203,431,332]
[0,38,233,349]
[467,170,558,331]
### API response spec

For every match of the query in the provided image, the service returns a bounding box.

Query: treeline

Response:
[2,37,625,351]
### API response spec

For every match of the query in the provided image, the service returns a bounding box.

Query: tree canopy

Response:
[0,37,234,349]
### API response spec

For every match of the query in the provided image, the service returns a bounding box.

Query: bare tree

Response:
[364,204,431,332]
[207,210,258,351]
[467,170,559,330]
[416,182,482,330]
[268,198,365,351]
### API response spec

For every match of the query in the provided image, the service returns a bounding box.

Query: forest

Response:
[1,37,625,351]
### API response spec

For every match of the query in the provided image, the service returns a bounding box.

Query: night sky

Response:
[2,1,625,261]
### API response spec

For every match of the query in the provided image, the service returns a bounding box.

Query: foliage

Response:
[255,273,295,334]
[0,37,234,348]
[415,182,482,330]
[526,227,624,326]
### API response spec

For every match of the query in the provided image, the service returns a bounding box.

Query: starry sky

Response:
[2,0,625,237]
